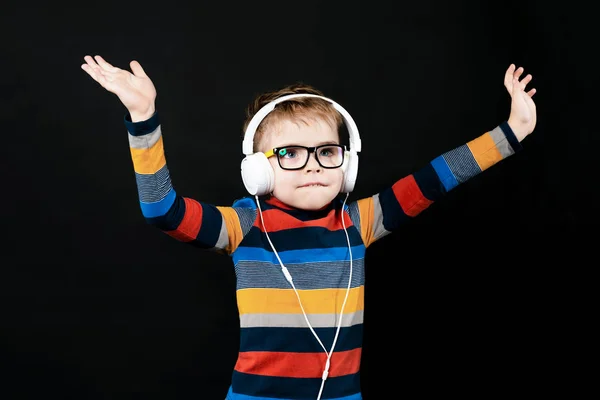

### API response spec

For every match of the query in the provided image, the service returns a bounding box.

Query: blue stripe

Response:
[226,385,362,400]
[431,155,458,192]
[229,371,361,399]
[233,245,365,265]
[240,324,363,353]
[232,197,258,209]
[139,188,176,218]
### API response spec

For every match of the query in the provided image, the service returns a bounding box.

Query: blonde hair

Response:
[242,83,344,152]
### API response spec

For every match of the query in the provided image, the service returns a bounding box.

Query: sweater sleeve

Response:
[353,122,522,247]
[124,112,256,255]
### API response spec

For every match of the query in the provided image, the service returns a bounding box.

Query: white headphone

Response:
[240,93,362,196]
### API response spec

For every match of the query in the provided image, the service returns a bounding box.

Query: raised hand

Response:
[504,64,537,142]
[81,55,156,122]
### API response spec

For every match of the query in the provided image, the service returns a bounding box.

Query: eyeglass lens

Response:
[277,145,344,169]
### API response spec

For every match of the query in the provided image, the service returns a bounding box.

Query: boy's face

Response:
[260,116,344,210]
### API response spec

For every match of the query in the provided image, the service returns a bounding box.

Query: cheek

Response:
[268,157,278,171]
[270,162,296,185]
[333,170,344,186]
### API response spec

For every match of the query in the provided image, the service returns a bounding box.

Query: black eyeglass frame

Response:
[267,144,346,171]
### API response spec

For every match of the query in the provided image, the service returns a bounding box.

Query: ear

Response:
[340,150,358,193]
[241,152,275,196]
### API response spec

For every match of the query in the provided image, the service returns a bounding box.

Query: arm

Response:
[125,112,254,254]
[354,64,537,247]
[81,55,254,254]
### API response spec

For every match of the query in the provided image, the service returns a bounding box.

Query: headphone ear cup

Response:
[241,153,274,196]
[340,150,359,193]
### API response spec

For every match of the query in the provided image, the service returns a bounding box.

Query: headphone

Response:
[240,93,362,196]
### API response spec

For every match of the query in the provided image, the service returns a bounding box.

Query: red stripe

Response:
[392,175,433,217]
[234,348,361,378]
[164,197,202,242]
[255,208,353,232]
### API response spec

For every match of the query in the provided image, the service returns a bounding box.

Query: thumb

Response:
[130,60,147,78]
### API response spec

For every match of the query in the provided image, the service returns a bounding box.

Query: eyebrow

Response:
[276,141,340,148]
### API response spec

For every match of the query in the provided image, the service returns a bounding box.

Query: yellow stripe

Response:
[237,286,364,315]
[216,206,244,254]
[357,198,375,247]
[264,149,275,158]
[129,136,167,175]
[467,132,503,172]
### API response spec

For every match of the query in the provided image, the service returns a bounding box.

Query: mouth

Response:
[299,183,327,188]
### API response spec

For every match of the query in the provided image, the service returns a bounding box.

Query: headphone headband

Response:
[242,93,362,155]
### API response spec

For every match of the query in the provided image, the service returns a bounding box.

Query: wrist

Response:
[507,118,527,142]
[130,105,156,122]
[124,111,160,136]
[499,121,523,153]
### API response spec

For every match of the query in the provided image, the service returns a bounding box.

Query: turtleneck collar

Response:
[260,195,339,220]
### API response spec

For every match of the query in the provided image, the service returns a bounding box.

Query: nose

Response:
[304,152,322,173]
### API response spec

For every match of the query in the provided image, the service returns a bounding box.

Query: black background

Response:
[1,1,596,399]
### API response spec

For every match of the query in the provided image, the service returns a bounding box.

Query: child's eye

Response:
[279,148,298,158]
[319,146,338,157]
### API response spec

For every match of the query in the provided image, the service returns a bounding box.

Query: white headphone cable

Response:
[255,193,353,400]
[256,195,328,354]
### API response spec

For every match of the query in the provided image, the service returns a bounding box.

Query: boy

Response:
[81,55,537,400]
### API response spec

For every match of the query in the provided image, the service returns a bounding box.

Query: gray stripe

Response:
[128,125,162,149]
[489,126,515,158]
[134,165,173,203]
[213,213,229,251]
[347,202,361,233]
[234,207,258,236]
[371,194,391,242]
[442,144,482,183]
[235,258,365,290]
[240,310,364,329]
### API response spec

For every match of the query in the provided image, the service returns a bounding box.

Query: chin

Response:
[291,189,338,210]
[299,200,330,211]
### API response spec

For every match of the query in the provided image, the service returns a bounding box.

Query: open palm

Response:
[504,64,537,141]
[81,55,156,120]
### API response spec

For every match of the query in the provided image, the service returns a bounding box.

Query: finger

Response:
[527,88,536,97]
[504,63,516,87]
[519,74,533,88]
[130,60,147,78]
[94,55,118,72]
[83,55,98,67]
[83,55,103,74]
[82,61,108,80]
[81,63,98,79]
[513,66,525,81]
[81,64,106,84]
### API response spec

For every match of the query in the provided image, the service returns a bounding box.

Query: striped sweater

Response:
[124,113,522,400]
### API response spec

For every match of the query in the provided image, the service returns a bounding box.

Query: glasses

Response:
[264,144,346,170]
